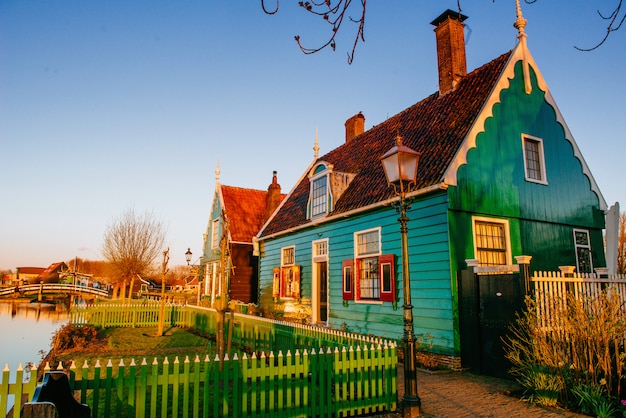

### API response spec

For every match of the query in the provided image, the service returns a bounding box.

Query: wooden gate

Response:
[458,263,530,378]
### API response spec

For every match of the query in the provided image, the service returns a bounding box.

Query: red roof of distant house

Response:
[221,185,286,243]
[260,51,512,237]
[17,267,46,275]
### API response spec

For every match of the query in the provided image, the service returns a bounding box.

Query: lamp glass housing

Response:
[381,142,420,185]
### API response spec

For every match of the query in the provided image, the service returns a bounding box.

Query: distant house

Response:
[255,9,612,367]
[200,170,285,305]
[16,262,68,284]
[15,267,46,285]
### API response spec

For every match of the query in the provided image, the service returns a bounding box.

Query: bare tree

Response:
[102,208,167,299]
[261,1,624,63]
[618,212,626,274]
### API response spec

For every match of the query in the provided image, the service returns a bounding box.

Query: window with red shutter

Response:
[379,254,395,302]
[342,259,353,300]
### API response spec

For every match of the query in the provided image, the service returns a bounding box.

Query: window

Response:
[273,246,300,299]
[343,228,395,303]
[522,135,547,184]
[357,230,379,256]
[342,259,353,300]
[313,240,327,259]
[308,163,332,218]
[211,218,220,249]
[473,218,511,266]
[311,176,328,217]
[282,246,295,266]
[574,229,593,273]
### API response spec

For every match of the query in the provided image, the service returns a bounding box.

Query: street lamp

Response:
[185,248,201,305]
[381,133,421,417]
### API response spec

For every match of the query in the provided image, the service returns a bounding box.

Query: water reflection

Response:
[0,301,69,370]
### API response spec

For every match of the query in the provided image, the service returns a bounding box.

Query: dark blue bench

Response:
[21,371,90,418]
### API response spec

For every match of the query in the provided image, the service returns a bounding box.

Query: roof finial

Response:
[513,0,527,39]
[514,0,532,95]
[215,159,221,183]
[313,128,320,159]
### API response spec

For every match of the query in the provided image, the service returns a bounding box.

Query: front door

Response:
[317,261,328,322]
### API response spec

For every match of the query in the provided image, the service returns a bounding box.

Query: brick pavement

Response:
[377,367,587,418]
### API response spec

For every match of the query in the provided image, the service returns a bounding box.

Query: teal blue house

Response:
[255,10,609,365]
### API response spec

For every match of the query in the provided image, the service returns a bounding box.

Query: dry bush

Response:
[505,288,626,409]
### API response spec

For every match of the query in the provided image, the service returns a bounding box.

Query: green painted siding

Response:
[448,61,605,274]
[259,192,456,355]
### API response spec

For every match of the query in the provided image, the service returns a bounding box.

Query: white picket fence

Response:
[531,271,626,330]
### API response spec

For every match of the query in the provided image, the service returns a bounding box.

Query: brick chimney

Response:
[265,171,282,221]
[431,10,468,95]
[344,112,365,143]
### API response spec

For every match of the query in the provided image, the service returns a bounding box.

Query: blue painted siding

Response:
[259,191,455,354]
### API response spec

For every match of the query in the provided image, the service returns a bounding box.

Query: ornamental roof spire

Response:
[313,128,320,159]
[514,0,528,39]
[514,0,532,94]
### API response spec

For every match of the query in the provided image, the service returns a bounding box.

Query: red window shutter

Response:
[272,268,280,298]
[342,259,354,300]
[293,265,301,298]
[379,254,396,302]
[354,258,362,301]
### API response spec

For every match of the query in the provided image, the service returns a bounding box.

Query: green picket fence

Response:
[2,303,399,417]
[6,344,396,418]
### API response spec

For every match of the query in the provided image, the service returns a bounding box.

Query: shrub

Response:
[504,289,626,412]
[52,323,100,352]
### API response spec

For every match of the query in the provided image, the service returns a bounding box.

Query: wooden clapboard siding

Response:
[259,191,456,354]
[448,61,605,272]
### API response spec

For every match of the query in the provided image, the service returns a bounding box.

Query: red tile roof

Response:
[261,51,512,237]
[221,185,286,243]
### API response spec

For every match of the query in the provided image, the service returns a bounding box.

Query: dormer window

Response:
[308,163,332,219]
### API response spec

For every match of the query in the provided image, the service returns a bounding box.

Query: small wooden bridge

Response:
[0,283,110,299]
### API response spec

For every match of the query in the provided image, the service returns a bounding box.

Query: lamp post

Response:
[185,248,201,305]
[381,134,421,417]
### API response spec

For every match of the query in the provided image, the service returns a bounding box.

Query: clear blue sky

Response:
[1,1,624,270]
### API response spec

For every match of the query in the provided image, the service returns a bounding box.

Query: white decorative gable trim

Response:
[442,42,607,210]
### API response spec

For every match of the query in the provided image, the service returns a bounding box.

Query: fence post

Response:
[515,255,533,296]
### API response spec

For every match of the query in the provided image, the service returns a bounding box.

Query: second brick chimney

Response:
[431,10,468,96]
[344,112,365,143]
[265,171,282,221]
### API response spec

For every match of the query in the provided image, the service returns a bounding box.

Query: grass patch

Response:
[48,326,216,368]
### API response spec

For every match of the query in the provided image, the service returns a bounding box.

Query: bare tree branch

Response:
[575,0,624,51]
[263,0,366,64]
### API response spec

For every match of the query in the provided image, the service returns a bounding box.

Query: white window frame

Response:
[310,172,329,218]
[275,246,299,300]
[312,238,329,324]
[522,134,548,185]
[573,229,593,273]
[211,218,220,250]
[472,216,512,266]
[281,246,295,266]
[354,227,383,304]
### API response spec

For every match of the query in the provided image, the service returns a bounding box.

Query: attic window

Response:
[522,134,547,185]
[308,163,332,219]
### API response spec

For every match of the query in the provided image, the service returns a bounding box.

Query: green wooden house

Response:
[255,9,608,366]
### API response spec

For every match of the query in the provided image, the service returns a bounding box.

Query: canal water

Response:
[0,301,69,416]
[0,301,69,370]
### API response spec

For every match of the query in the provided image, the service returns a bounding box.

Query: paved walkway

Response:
[381,367,587,418]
